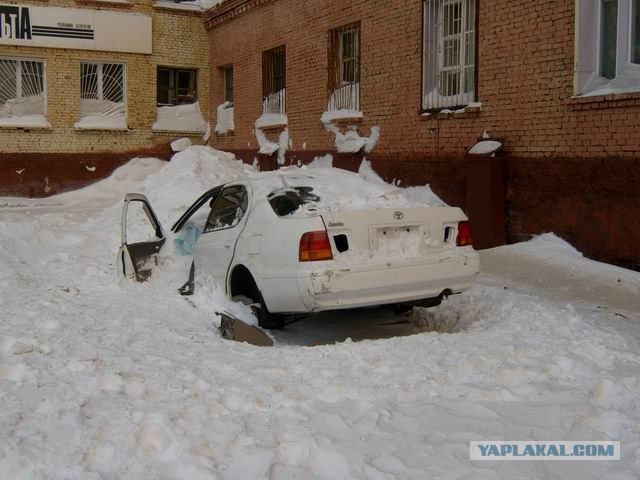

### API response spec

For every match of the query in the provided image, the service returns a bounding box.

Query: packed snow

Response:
[76,99,127,130]
[153,102,207,133]
[1,147,639,479]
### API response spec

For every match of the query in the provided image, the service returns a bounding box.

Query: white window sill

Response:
[153,1,202,12]
[0,116,51,129]
[321,109,363,125]
[255,113,288,129]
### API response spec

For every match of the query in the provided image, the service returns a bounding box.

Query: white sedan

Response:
[117,168,480,329]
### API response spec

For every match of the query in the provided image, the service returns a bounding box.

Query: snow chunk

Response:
[325,124,380,154]
[255,127,289,165]
[170,137,192,152]
[153,102,207,133]
[214,101,234,134]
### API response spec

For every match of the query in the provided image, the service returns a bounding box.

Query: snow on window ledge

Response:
[421,102,482,117]
[255,113,288,129]
[0,115,51,129]
[152,102,207,134]
[74,116,128,131]
[575,64,640,99]
[321,109,363,125]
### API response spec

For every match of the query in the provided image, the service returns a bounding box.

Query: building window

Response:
[262,46,286,115]
[575,0,640,96]
[224,66,234,103]
[157,67,197,106]
[422,0,476,110]
[78,62,126,129]
[0,58,46,122]
[328,23,360,111]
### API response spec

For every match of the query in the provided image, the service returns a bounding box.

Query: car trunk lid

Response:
[321,207,469,264]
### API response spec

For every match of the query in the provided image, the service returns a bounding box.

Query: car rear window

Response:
[268,186,320,216]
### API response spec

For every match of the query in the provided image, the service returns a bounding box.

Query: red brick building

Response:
[204,0,640,268]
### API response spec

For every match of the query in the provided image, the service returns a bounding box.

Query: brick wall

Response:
[0,0,210,195]
[206,0,640,267]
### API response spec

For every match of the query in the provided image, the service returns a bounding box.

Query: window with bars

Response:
[328,23,360,111]
[422,0,476,110]
[262,46,286,115]
[79,62,126,125]
[0,58,46,119]
[157,67,197,106]
[224,66,233,103]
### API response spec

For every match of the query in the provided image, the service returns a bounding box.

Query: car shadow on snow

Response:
[269,305,471,347]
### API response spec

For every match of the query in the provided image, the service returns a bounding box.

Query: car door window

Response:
[204,185,248,232]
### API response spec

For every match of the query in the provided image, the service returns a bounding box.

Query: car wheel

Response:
[251,289,285,330]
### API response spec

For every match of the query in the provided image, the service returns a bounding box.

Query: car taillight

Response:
[299,230,334,262]
[456,221,473,247]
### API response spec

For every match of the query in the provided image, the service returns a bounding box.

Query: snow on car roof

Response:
[246,165,446,214]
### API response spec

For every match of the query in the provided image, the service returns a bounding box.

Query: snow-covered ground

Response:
[1,147,639,479]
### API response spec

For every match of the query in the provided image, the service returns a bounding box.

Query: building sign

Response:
[0,4,152,54]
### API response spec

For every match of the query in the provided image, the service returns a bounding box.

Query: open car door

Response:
[117,193,166,282]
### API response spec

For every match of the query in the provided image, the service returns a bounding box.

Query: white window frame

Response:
[0,57,48,124]
[575,0,640,96]
[422,0,476,111]
[77,60,127,129]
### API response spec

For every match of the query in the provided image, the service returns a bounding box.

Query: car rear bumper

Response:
[298,250,480,311]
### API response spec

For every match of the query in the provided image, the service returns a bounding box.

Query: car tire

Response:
[247,281,285,330]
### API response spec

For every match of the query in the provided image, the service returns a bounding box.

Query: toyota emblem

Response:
[393,211,404,220]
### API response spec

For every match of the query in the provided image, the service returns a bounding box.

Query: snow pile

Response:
[324,124,380,154]
[153,102,207,133]
[142,146,257,215]
[214,101,234,134]
[1,147,640,479]
[269,161,446,215]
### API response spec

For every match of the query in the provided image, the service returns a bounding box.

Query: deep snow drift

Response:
[1,147,639,479]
